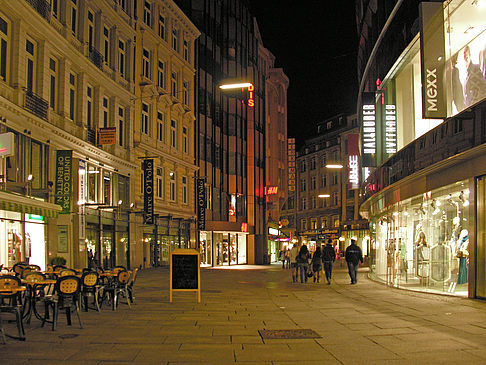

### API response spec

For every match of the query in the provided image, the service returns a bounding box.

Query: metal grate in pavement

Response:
[258,329,321,339]
[58,334,79,339]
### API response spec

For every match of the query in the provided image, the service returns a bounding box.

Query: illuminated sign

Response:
[28,214,44,221]
[55,150,73,214]
[288,138,296,191]
[265,186,279,195]
[229,194,236,216]
[79,160,86,240]
[196,178,206,230]
[385,105,397,154]
[241,222,248,232]
[98,127,116,145]
[269,228,279,235]
[361,92,376,167]
[0,132,14,157]
[143,159,154,224]
[248,84,255,107]
[348,134,359,190]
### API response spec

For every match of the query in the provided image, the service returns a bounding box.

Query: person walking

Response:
[345,239,363,284]
[296,244,310,283]
[322,239,336,284]
[279,249,286,269]
[288,243,299,282]
[285,249,291,269]
[311,245,323,283]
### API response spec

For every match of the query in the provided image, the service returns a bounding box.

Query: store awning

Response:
[0,191,62,219]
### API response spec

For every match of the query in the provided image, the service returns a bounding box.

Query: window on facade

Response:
[310,218,317,230]
[310,157,316,170]
[171,71,178,97]
[142,102,150,135]
[156,167,163,198]
[332,172,338,185]
[158,14,165,39]
[300,179,306,192]
[321,217,327,229]
[301,219,307,231]
[327,121,332,130]
[87,164,99,203]
[118,106,124,147]
[118,40,125,76]
[301,197,307,210]
[103,26,110,65]
[157,111,164,142]
[103,171,112,205]
[312,196,316,209]
[86,85,93,129]
[182,176,187,204]
[26,39,35,92]
[321,174,327,187]
[332,215,340,228]
[69,72,76,121]
[170,172,176,201]
[157,60,165,88]
[0,15,9,82]
[118,0,127,12]
[321,154,326,167]
[183,81,189,106]
[332,191,339,206]
[182,126,188,154]
[71,0,77,35]
[170,119,176,148]
[311,176,316,190]
[87,10,94,50]
[102,96,109,128]
[142,48,150,79]
[51,0,59,18]
[171,27,178,51]
[49,57,57,110]
[300,160,306,172]
[183,39,189,61]
[144,1,152,27]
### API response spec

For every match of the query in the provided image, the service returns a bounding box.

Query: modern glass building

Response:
[357,0,486,298]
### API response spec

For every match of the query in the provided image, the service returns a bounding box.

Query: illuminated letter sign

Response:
[143,159,154,224]
[288,138,296,191]
[241,222,248,232]
[196,178,206,230]
[55,150,73,214]
[265,186,279,195]
[347,134,359,190]
[420,2,446,118]
[248,84,255,107]
[384,104,397,155]
[361,92,376,167]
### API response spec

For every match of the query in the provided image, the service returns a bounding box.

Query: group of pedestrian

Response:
[287,238,363,285]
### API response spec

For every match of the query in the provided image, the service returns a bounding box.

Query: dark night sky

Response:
[248,1,358,148]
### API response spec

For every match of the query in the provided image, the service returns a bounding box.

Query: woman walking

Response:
[296,244,310,283]
[311,245,323,283]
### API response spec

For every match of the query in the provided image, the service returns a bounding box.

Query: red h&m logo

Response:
[265,186,278,195]
[241,223,248,232]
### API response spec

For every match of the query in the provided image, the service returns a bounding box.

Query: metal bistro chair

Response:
[41,275,82,331]
[59,269,77,277]
[12,263,29,277]
[0,275,25,341]
[80,271,102,312]
[127,268,139,304]
[100,270,131,310]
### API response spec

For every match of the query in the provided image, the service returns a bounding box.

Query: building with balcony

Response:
[0,0,137,270]
[132,0,200,267]
[356,0,486,298]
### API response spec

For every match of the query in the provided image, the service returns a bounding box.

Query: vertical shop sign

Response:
[55,150,73,214]
[78,160,86,240]
[384,104,397,155]
[361,93,376,167]
[143,159,154,224]
[288,138,296,192]
[420,2,446,118]
[347,134,360,190]
[58,225,68,253]
[196,178,206,230]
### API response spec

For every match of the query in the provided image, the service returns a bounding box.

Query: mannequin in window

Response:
[450,216,462,254]
[415,231,429,285]
[456,229,469,285]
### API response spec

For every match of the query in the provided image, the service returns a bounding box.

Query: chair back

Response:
[21,268,35,278]
[53,265,67,272]
[112,267,125,274]
[23,271,46,282]
[117,270,130,285]
[28,264,41,271]
[81,272,98,288]
[128,268,139,287]
[12,263,29,276]
[46,265,54,272]
[55,276,81,296]
[59,268,77,277]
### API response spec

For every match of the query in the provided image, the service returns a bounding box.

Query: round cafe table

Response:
[0,286,27,341]
[21,279,57,322]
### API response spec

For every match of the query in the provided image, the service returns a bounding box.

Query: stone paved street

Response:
[3,264,486,364]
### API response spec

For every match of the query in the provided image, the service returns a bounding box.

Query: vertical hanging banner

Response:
[420,2,446,119]
[361,92,377,167]
[55,150,73,214]
[347,134,360,190]
[143,159,154,224]
[287,138,296,192]
[78,160,86,240]
[196,178,206,230]
[384,104,397,156]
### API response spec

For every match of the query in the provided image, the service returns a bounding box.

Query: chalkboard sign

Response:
[172,254,198,289]
[170,249,201,303]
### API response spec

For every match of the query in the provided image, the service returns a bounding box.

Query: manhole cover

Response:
[58,334,79,339]
[258,329,321,339]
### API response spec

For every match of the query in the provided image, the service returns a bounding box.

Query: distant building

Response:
[356,0,486,298]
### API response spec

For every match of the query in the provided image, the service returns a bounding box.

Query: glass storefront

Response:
[369,180,471,297]
[199,231,247,266]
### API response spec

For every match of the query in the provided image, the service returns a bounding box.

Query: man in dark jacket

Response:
[321,239,336,284]
[345,239,363,284]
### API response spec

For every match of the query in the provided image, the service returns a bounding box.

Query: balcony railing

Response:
[24,91,48,120]
[88,47,104,70]
[25,0,51,22]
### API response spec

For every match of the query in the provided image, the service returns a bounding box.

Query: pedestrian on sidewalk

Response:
[296,244,310,283]
[345,239,363,284]
[285,249,291,269]
[288,243,299,282]
[279,249,286,269]
[311,244,323,283]
[322,238,336,284]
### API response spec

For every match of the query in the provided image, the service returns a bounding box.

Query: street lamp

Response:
[219,82,253,89]
[325,164,343,169]
[318,194,330,198]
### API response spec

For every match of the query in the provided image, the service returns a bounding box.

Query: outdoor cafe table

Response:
[0,286,27,341]
[21,279,56,323]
